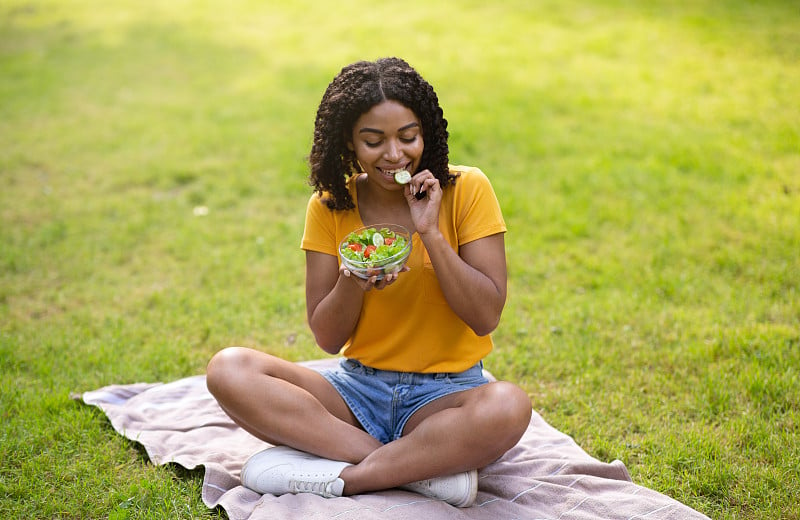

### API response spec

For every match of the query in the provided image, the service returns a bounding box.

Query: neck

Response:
[356,174,411,224]
[358,174,406,206]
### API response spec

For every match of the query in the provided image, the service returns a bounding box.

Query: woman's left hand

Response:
[404,169,442,234]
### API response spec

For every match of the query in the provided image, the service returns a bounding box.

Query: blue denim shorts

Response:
[318,358,489,445]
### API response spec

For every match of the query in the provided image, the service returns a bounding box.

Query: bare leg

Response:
[339,381,532,494]
[206,347,382,464]
[207,348,531,495]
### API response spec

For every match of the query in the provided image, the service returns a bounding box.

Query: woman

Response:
[206,57,532,508]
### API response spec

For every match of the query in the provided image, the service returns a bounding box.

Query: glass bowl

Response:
[338,224,412,280]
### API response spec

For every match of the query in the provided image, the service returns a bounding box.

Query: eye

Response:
[400,135,418,144]
[364,140,382,148]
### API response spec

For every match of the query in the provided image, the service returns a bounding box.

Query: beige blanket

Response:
[77,359,710,520]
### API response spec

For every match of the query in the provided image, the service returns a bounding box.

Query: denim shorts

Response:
[318,358,489,445]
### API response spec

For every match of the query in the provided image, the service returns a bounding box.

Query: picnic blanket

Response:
[75,358,710,520]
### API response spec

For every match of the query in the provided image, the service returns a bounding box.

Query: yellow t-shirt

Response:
[300,165,506,373]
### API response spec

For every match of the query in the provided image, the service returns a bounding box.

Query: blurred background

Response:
[1,1,798,518]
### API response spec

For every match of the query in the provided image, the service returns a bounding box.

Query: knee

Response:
[206,346,252,398]
[485,382,532,443]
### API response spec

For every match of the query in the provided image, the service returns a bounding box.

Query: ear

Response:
[346,141,354,151]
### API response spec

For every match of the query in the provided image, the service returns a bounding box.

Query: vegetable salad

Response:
[340,227,408,266]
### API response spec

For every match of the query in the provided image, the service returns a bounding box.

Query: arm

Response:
[420,231,507,336]
[407,170,507,336]
[304,251,364,353]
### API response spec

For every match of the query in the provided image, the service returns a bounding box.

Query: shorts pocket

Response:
[342,358,367,375]
[445,363,487,386]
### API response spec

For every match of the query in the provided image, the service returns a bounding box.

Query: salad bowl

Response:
[338,224,412,280]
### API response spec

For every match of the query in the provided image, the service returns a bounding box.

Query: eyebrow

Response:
[358,122,420,135]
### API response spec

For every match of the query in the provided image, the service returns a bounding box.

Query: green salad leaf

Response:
[340,227,408,265]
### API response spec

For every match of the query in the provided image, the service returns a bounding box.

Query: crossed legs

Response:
[206,347,532,495]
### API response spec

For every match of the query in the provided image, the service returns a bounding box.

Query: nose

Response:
[384,139,403,162]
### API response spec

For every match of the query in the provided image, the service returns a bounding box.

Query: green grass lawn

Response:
[1,0,798,518]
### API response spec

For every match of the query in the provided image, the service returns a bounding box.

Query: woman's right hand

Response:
[341,264,409,291]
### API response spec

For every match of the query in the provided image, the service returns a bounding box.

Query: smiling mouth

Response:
[379,164,412,176]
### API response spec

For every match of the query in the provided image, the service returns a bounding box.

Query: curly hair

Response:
[308,57,454,210]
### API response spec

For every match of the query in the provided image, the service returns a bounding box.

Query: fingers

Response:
[341,265,408,290]
[341,270,382,291]
[363,272,402,290]
[373,272,396,289]
[409,172,440,201]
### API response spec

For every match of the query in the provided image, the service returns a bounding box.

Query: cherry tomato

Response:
[348,243,363,252]
[384,237,395,246]
[364,245,377,258]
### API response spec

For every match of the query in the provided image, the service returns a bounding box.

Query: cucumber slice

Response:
[393,169,412,184]
[371,232,385,247]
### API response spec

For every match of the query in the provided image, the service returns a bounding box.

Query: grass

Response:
[1,0,798,518]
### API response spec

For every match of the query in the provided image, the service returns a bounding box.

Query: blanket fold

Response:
[76,359,709,520]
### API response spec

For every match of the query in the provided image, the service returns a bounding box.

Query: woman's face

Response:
[348,100,424,192]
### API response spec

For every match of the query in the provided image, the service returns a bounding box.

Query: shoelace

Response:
[290,478,336,497]
[412,479,433,490]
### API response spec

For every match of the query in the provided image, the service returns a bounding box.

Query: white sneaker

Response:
[240,446,351,498]
[400,469,478,507]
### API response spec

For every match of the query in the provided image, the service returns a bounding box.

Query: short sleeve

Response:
[451,166,506,246]
[300,194,338,256]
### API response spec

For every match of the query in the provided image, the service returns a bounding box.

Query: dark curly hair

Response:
[308,57,454,210]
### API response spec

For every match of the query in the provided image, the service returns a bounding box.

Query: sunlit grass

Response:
[1,0,798,518]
